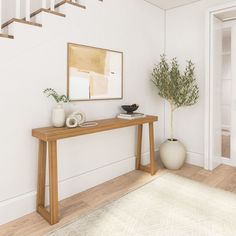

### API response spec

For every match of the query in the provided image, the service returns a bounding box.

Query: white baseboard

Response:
[0,151,156,225]
[185,151,204,167]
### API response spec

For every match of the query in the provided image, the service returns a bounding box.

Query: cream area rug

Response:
[47,173,236,236]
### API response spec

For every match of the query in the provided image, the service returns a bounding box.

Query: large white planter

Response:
[52,103,66,128]
[160,139,186,170]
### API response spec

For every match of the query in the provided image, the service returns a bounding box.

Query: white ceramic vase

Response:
[160,139,186,170]
[52,103,66,128]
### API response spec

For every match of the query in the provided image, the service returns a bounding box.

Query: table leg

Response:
[37,140,47,210]
[136,124,143,170]
[48,140,59,225]
[149,122,157,175]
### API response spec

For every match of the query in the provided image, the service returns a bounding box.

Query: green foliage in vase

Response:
[43,88,69,103]
[151,55,199,140]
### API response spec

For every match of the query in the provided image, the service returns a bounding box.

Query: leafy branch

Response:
[43,88,69,103]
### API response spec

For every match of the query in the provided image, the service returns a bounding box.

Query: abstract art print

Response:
[67,43,123,101]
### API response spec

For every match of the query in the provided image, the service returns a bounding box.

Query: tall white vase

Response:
[52,103,66,128]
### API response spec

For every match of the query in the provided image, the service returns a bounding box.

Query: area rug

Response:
[47,173,236,236]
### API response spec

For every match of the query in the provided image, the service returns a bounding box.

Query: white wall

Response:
[165,0,234,166]
[0,0,165,225]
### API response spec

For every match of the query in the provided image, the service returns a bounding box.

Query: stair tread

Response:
[55,1,86,9]
[2,18,42,29]
[0,33,14,39]
[31,9,66,18]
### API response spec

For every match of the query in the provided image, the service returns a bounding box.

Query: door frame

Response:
[205,1,236,170]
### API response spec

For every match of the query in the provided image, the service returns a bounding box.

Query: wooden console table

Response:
[32,115,158,225]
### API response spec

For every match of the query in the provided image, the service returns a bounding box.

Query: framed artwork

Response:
[67,43,123,101]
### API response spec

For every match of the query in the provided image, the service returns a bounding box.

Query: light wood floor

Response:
[1,163,236,236]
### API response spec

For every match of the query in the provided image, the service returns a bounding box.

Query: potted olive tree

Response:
[152,55,199,170]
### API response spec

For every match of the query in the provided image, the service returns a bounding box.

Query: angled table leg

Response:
[149,122,157,175]
[37,140,47,210]
[136,124,143,170]
[48,140,59,225]
[36,140,59,225]
[136,122,157,175]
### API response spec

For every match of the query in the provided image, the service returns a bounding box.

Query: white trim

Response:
[205,1,236,170]
[25,0,30,21]
[15,0,21,18]
[50,0,55,11]
[222,156,236,167]
[42,0,47,9]
[0,0,2,33]
[186,151,204,167]
[0,151,157,225]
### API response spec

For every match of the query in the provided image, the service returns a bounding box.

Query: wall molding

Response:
[185,151,204,167]
[0,148,204,225]
[0,151,157,225]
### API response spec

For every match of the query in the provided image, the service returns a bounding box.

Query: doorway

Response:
[205,2,236,170]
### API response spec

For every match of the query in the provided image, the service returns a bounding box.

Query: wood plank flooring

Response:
[1,163,236,235]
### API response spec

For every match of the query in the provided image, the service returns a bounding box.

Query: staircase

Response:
[0,0,102,39]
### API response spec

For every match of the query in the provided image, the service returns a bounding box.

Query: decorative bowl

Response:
[121,104,139,114]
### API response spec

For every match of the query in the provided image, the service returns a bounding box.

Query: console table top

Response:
[32,115,158,141]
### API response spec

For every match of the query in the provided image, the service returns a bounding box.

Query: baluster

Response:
[42,0,47,9]
[50,0,55,11]
[16,0,21,18]
[0,0,2,33]
[25,0,30,21]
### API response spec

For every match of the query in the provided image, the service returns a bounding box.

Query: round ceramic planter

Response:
[52,103,66,128]
[160,139,186,170]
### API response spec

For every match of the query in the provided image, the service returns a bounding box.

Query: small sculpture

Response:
[66,111,86,128]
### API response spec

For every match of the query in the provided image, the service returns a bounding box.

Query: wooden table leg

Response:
[48,140,59,225]
[37,140,47,210]
[136,124,143,170]
[149,122,157,175]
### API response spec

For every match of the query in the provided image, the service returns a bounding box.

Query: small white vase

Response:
[160,139,186,170]
[52,103,66,128]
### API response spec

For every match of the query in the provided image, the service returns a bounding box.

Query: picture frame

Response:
[67,43,123,101]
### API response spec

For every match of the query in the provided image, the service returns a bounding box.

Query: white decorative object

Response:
[66,111,86,128]
[70,111,86,125]
[160,139,186,170]
[79,122,98,127]
[52,103,66,127]
[66,116,78,128]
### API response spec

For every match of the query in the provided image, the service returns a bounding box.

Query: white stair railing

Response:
[16,0,21,18]
[42,0,47,9]
[50,0,55,11]
[25,0,30,21]
[0,0,2,33]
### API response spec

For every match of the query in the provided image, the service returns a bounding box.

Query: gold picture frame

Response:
[67,43,123,101]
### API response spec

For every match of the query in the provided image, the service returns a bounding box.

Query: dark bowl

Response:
[122,104,139,114]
